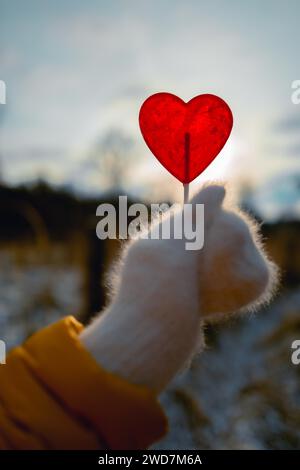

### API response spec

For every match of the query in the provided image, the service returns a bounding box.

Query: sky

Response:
[0,0,300,217]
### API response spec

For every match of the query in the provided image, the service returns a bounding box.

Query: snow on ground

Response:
[0,249,299,449]
[0,251,82,349]
[156,289,300,449]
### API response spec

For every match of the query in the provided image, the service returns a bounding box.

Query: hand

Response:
[80,184,278,392]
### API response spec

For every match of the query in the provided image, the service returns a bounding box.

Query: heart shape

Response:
[139,93,233,183]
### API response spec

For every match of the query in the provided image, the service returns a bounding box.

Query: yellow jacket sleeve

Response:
[0,316,167,450]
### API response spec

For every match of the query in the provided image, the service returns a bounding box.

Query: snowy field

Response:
[0,250,82,349]
[157,289,300,449]
[0,249,299,449]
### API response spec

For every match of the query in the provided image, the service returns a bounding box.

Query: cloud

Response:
[250,171,300,221]
[0,0,300,200]
[274,113,300,133]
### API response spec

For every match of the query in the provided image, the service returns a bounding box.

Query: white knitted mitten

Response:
[80,184,277,393]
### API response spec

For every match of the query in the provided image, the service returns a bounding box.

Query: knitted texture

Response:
[80,184,278,393]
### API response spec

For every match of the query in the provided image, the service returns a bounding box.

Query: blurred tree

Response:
[89,128,135,191]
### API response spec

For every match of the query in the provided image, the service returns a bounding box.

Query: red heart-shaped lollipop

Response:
[139,93,233,183]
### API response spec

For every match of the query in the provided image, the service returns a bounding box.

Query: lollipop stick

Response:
[183,132,190,205]
[183,183,189,204]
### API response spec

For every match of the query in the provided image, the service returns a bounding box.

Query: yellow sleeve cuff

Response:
[0,316,167,449]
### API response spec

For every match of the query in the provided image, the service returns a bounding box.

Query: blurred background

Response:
[0,0,300,449]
